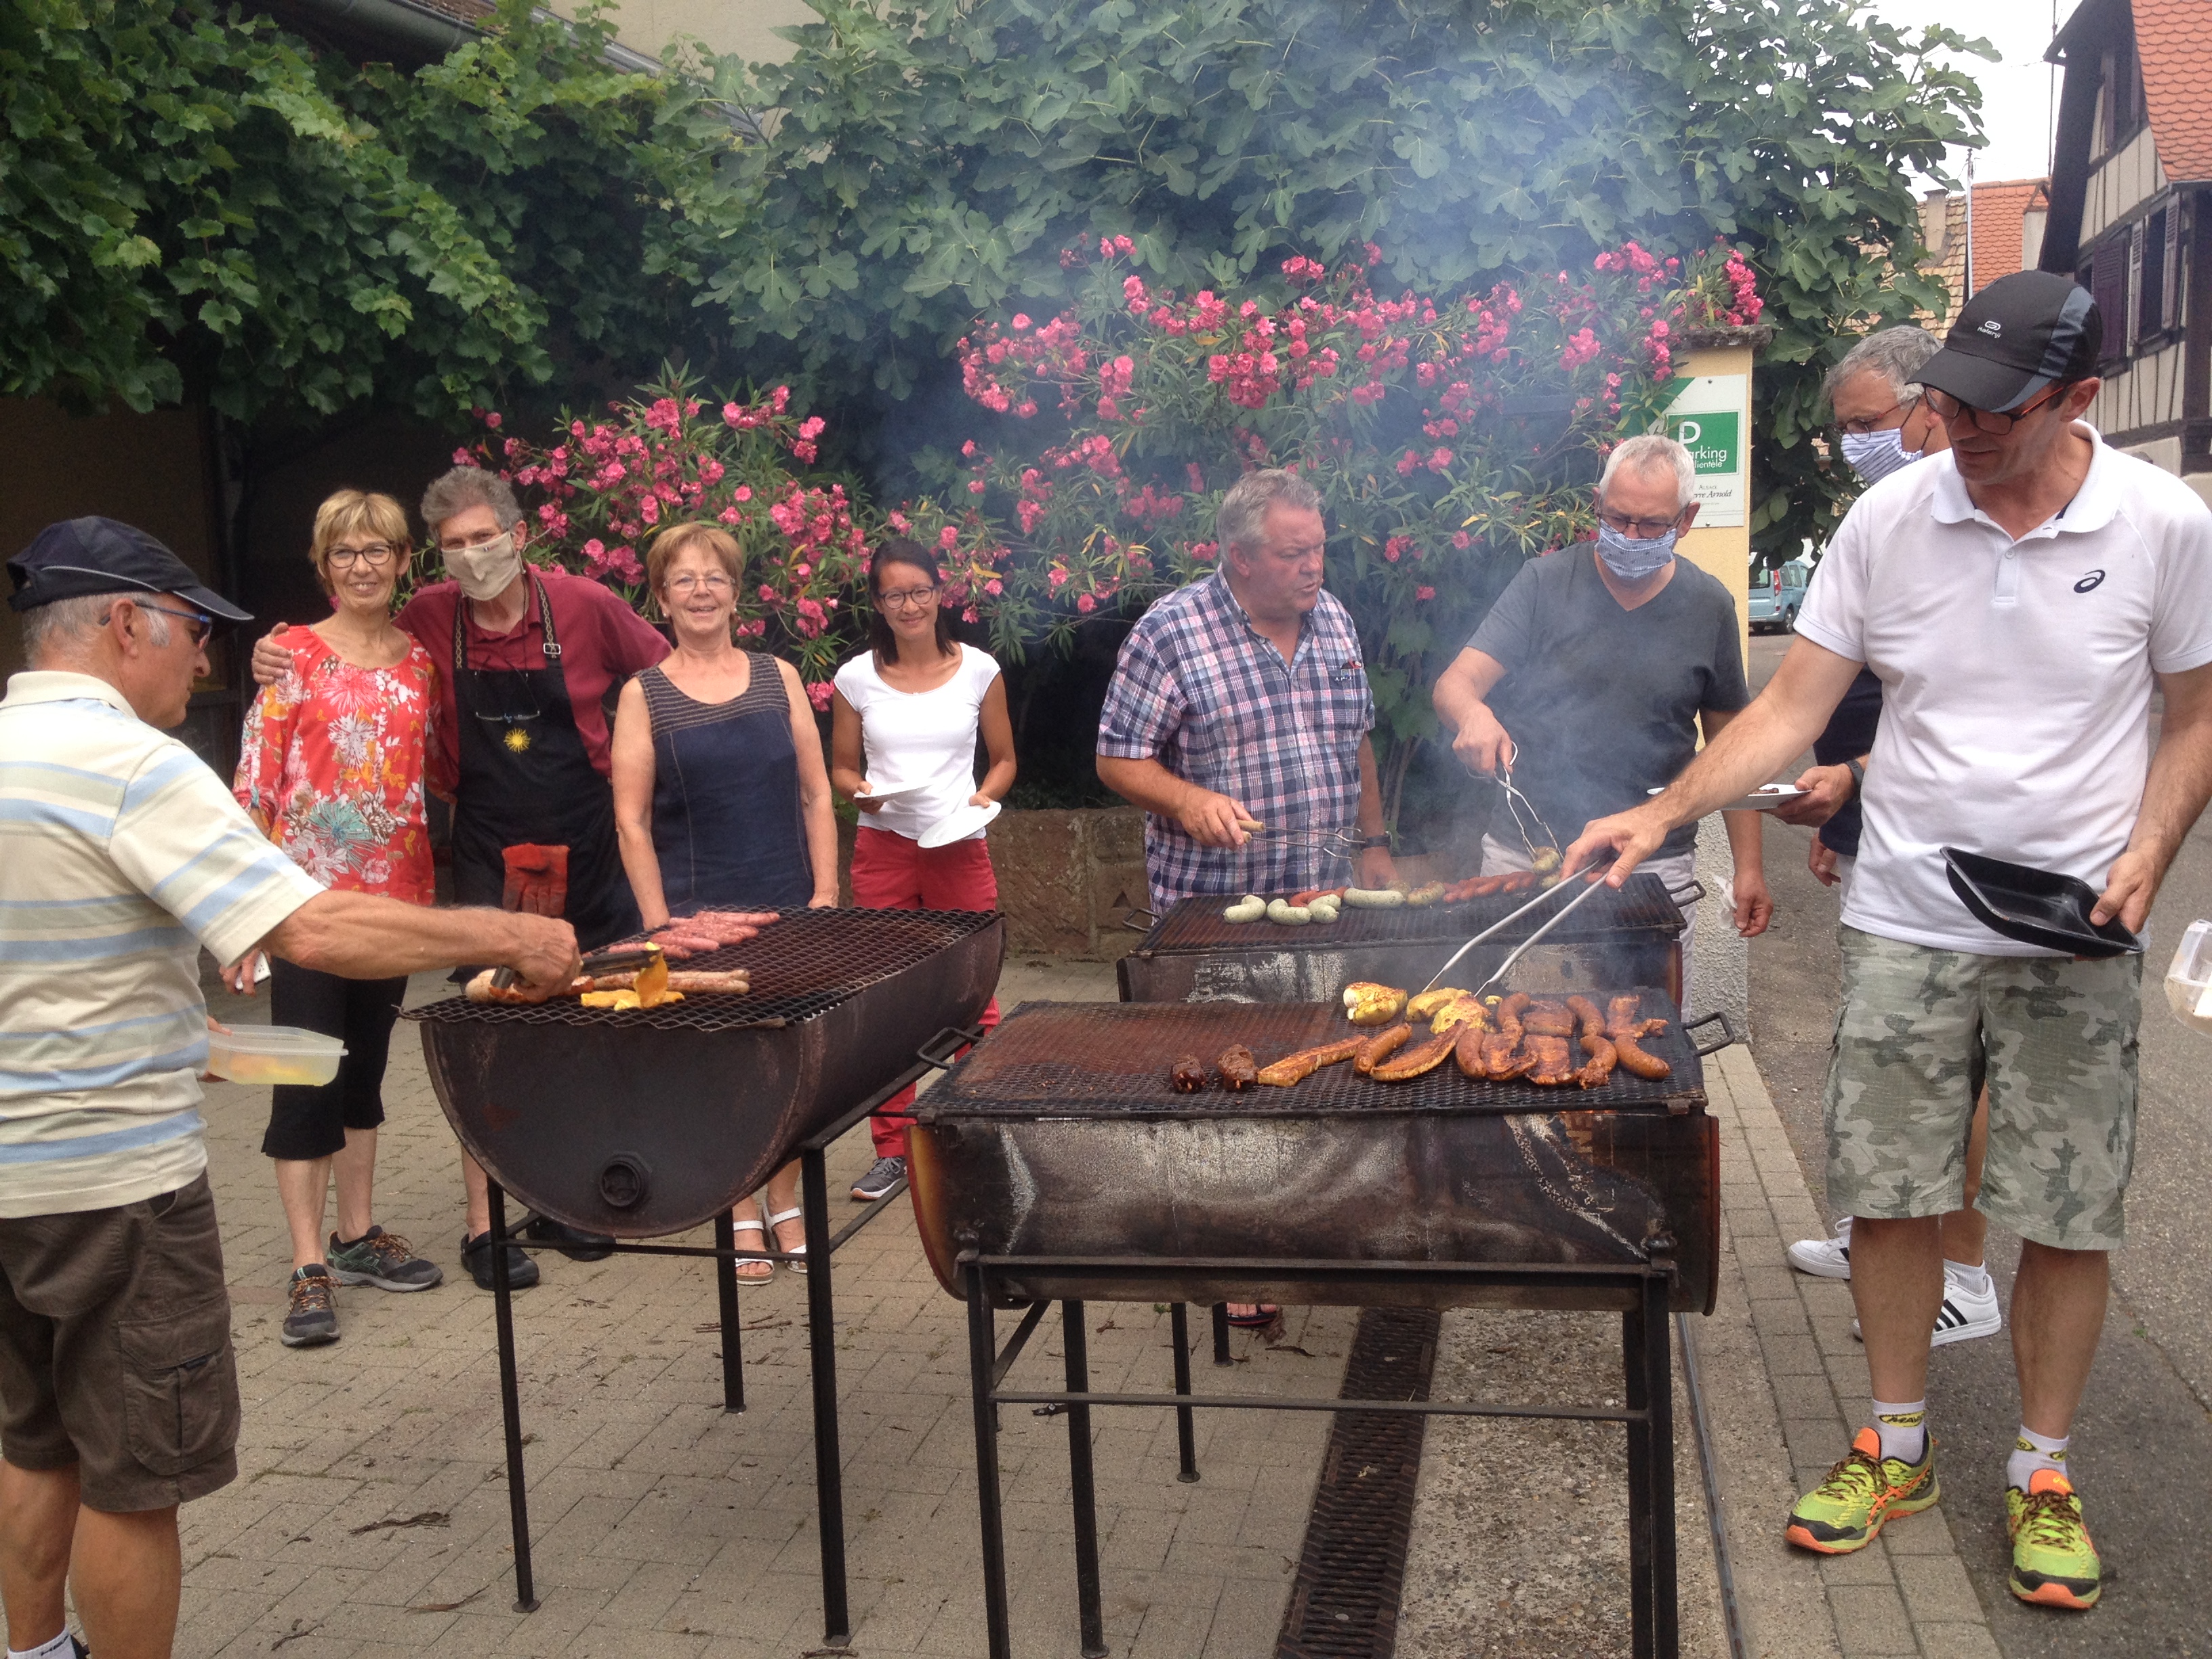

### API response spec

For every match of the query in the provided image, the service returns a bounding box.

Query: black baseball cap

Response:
[7,516,251,621]
[1916,270,2102,414]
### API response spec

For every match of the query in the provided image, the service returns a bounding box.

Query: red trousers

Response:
[851,826,1002,1157]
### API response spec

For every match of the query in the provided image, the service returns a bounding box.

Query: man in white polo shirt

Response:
[0,520,579,1659]
[1561,271,2212,1614]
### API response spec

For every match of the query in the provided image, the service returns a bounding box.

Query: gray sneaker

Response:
[851,1155,906,1201]
[282,1267,339,1347]
[326,1227,443,1291]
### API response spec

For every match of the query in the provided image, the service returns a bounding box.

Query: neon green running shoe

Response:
[2008,1469,2102,1610]
[1785,1427,1940,1553]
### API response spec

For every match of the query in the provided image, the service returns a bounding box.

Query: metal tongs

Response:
[1495,740,1563,872]
[1233,817,1367,859]
[1418,867,1610,994]
[490,941,664,995]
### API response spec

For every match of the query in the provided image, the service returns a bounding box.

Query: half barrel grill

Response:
[407,905,1004,1235]
[908,996,1725,1314]
[403,905,1004,1643]
[1118,869,1697,1006]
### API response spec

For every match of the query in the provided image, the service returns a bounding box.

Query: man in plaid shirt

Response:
[1097,470,1396,909]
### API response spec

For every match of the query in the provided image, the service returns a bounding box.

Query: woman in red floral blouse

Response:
[230,489,444,1347]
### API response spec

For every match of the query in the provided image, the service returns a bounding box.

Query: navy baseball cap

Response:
[1916,270,2102,414]
[7,517,251,621]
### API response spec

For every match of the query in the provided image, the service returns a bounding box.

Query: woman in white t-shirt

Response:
[830,537,1016,1199]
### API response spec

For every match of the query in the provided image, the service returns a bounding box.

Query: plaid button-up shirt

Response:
[1097,572,1374,908]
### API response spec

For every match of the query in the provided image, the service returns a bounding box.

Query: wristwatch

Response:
[1843,758,1865,800]
[1355,834,1393,851]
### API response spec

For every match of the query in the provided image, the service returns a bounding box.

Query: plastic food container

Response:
[204,1025,347,1086]
[2163,920,2212,1033]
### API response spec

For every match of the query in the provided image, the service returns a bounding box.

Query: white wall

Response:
[596,0,816,65]
[2083,127,2165,247]
[2089,339,2187,443]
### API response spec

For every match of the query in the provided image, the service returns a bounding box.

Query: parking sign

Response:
[1662,374,1748,527]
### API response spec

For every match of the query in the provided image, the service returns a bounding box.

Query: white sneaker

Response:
[1788,1216,1853,1279]
[1849,1263,2003,1348]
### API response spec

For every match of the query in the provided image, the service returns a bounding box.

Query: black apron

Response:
[450,577,638,954]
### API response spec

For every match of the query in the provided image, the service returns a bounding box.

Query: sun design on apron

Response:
[504,726,532,754]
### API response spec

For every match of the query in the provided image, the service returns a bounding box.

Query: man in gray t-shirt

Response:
[1433,434,1771,946]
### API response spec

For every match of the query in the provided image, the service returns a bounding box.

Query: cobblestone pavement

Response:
[50,956,2003,1659]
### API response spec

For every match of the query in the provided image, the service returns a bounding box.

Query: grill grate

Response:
[1134,870,1686,955]
[1275,1307,1440,1659]
[915,996,1703,1120]
[402,907,999,1033]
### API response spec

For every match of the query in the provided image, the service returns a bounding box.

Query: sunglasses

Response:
[1922,384,2068,436]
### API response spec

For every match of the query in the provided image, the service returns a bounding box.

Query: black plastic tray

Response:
[1942,847,2142,959]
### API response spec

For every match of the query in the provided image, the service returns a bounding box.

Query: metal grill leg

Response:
[486,1182,537,1614]
[1169,1304,1199,1483]
[966,1265,1013,1659]
[1211,1302,1231,1366]
[1061,1300,1109,1659]
[800,1147,850,1645]
[1645,1270,1679,1659]
[1624,1302,1653,1659]
[713,1210,744,1413]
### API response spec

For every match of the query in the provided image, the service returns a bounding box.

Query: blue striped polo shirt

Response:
[0,671,321,1216]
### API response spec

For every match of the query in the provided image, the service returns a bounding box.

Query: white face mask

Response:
[1839,427,1923,487]
[444,530,523,602]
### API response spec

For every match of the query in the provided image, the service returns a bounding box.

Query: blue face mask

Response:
[1840,427,1923,486]
[1595,520,1678,581]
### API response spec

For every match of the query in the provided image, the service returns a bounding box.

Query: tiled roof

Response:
[2134,0,2212,182]
[1914,178,2049,321]
[1967,179,2049,293]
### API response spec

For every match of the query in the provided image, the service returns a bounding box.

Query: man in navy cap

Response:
[0,520,579,1659]
[1564,270,2212,1611]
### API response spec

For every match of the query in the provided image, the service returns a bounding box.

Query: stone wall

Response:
[838,806,1151,960]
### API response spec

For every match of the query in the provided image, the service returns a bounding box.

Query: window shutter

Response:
[2165,204,2184,331]
[2127,221,2144,354]
[2091,237,2128,362]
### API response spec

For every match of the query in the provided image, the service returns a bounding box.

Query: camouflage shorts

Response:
[1824,926,2142,1250]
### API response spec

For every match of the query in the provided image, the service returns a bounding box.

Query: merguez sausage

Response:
[1354,1023,1413,1074]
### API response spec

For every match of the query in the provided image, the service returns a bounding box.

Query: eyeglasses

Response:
[105,600,213,649]
[327,543,398,569]
[879,586,940,611]
[665,573,733,596]
[1922,384,2066,436]
[1835,400,1907,436]
[1597,510,1686,539]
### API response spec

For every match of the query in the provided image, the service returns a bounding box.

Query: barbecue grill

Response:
[402,905,1004,1642]
[407,905,1004,1235]
[1117,870,1698,1006]
[907,996,1725,1315]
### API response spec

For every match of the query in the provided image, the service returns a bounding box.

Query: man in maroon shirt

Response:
[254,468,668,1287]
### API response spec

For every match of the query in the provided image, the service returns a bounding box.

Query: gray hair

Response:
[1822,325,1940,411]
[419,466,523,535]
[1215,468,1324,559]
[1599,434,1695,511]
[20,592,169,665]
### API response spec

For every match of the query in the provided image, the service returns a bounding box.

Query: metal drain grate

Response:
[1275,1307,1441,1658]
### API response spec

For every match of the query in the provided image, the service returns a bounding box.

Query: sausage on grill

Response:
[1354,1023,1413,1074]
[1170,1054,1208,1092]
[1603,995,1672,1080]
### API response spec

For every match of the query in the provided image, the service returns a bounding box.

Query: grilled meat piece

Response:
[1429,995,1488,1037]
[1567,995,1608,1037]
[1521,1000,1576,1038]
[1524,1035,1578,1085]
[1343,982,1409,1027]
[1256,1036,1366,1086]
[1405,987,1467,1021]
[1216,1044,1259,1091]
[1170,1054,1208,1093]
[1372,1030,1458,1082]
[1494,991,1532,1038]
[1453,1021,1489,1077]
[1354,1023,1413,1074]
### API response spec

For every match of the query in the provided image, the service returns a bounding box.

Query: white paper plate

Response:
[1648,783,1810,813]
[853,777,928,804]
[918,798,1002,848]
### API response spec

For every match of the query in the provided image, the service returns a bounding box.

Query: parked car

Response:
[1747,560,1809,634]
